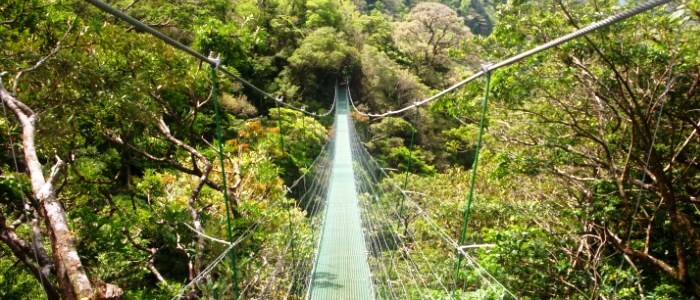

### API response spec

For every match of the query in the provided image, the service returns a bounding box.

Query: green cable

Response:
[398,107,419,217]
[452,71,491,298]
[211,66,239,298]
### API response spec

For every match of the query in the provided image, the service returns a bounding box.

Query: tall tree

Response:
[394,2,470,87]
[0,26,98,300]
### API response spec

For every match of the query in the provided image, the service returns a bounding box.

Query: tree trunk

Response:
[1,84,95,299]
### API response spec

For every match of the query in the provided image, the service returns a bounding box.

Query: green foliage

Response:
[461,0,497,36]
[358,46,429,111]
[0,254,44,299]
[267,107,329,181]
[442,125,480,168]
[194,18,252,73]
[305,0,343,28]
[387,146,435,175]
[288,27,352,71]
[365,116,438,174]
[279,27,360,105]
[1,0,698,298]
[369,117,413,140]
[394,2,471,87]
[347,10,396,52]
[480,226,571,298]
[1,0,333,297]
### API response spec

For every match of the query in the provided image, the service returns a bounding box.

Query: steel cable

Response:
[349,0,670,118]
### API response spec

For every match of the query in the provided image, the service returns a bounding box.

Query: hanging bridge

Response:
[67,0,673,299]
[308,87,373,299]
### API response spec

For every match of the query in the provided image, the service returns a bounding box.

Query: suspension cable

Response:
[210,64,240,298]
[349,104,451,296]
[275,101,300,283]
[350,120,420,298]
[399,107,419,218]
[83,0,335,117]
[255,95,337,298]
[452,70,491,296]
[356,132,517,298]
[349,112,513,297]
[350,0,671,118]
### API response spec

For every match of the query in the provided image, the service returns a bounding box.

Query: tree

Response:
[357,46,429,112]
[461,1,700,297]
[278,27,360,108]
[1,0,339,298]
[0,24,100,300]
[460,0,498,36]
[394,2,470,87]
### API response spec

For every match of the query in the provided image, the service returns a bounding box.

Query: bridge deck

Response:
[309,87,374,299]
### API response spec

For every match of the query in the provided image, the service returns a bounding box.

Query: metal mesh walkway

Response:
[309,87,374,299]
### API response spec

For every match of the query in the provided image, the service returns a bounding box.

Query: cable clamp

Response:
[276,96,284,103]
[481,62,493,74]
[208,51,221,69]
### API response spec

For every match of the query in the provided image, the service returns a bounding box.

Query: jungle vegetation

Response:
[1,0,699,298]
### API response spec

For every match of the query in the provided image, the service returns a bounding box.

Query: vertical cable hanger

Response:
[398,106,419,218]
[275,99,299,291]
[209,52,239,298]
[453,64,493,297]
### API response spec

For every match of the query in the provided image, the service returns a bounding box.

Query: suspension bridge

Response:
[308,87,374,299]
[33,0,672,299]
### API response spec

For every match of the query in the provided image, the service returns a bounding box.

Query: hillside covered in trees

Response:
[1,0,699,299]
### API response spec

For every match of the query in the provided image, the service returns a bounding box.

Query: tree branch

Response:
[0,212,59,299]
[180,222,231,246]
[12,21,74,93]
[606,227,678,278]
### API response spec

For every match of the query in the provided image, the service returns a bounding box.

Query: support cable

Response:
[352,162,400,300]
[292,159,332,296]
[210,63,240,298]
[301,87,338,269]
[359,166,445,298]
[83,0,335,117]
[353,126,516,297]
[350,113,450,297]
[625,51,675,250]
[350,0,671,118]
[452,69,491,296]
[613,65,672,295]
[351,130,413,299]
[399,107,419,217]
[274,101,300,293]
[254,151,331,298]
[269,152,332,296]
[238,152,331,298]
[257,122,336,298]
[350,77,515,297]
[300,163,333,297]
